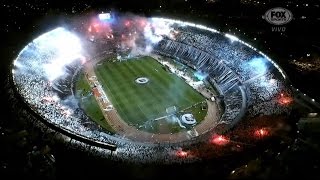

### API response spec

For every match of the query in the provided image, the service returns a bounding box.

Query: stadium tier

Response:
[9,14,293,163]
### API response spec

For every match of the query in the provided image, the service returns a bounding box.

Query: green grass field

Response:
[94,56,206,131]
[75,73,115,133]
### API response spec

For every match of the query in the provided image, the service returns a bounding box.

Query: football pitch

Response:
[94,56,206,128]
[75,73,115,133]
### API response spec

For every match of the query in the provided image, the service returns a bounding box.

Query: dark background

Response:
[1,0,320,179]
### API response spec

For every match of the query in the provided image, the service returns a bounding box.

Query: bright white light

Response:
[14,28,83,81]
[41,28,83,81]
[98,13,111,20]
[225,33,239,42]
[13,59,23,68]
[269,79,276,84]
[143,19,175,45]
[144,24,163,44]
[151,18,174,36]
[13,59,18,66]
[245,57,269,75]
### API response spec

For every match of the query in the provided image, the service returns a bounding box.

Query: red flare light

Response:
[254,128,269,138]
[124,20,131,27]
[211,135,229,145]
[279,96,293,105]
[278,92,293,105]
[176,149,188,158]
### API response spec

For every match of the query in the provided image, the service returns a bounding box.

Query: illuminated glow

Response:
[245,57,269,75]
[13,27,83,82]
[194,71,208,81]
[144,23,163,44]
[211,135,229,145]
[98,13,111,21]
[278,93,293,105]
[42,28,83,81]
[151,18,175,37]
[80,56,87,65]
[13,59,18,66]
[269,79,276,84]
[254,128,269,138]
[225,33,239,42]
[10,15,292,162]
[124,20,131,27]
[176,149,188,157]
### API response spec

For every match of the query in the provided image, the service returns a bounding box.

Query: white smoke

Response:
[42,28,84,81]
[143,23,163,44]
[124,17,176,57]
[61,95,80,109]
[150,18,175,38]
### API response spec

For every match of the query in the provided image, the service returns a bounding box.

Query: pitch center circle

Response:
[135,77,149,84]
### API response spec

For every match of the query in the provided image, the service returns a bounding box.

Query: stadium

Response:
[8,12,294,164]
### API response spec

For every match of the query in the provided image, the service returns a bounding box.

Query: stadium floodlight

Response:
[13,59,18,66]
[98,13,111,21]
[225,33,239,42]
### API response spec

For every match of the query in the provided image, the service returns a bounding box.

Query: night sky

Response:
[1,0,320,179]
[1,0,320,99]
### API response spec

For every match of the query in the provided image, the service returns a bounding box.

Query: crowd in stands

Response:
[155,25,292,125]
[10,22,292,163]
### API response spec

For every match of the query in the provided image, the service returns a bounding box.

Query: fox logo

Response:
[263,7,293,25]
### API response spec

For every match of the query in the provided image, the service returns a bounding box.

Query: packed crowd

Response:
[10,22,292,163]
[155,25,292,125]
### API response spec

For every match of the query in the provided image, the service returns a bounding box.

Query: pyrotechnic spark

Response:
[176,149,188,157]
[211,135,229,145]
[278,93,293,105]
[254,128,270,138]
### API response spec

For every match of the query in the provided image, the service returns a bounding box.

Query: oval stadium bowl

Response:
[10,13,293,163]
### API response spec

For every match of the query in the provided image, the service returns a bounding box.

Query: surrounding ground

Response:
[92,56,206,132]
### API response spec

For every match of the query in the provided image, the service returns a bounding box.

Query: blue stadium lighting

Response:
[194,71,208,81]
[246,57,269,75]
[98,13,111,21]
